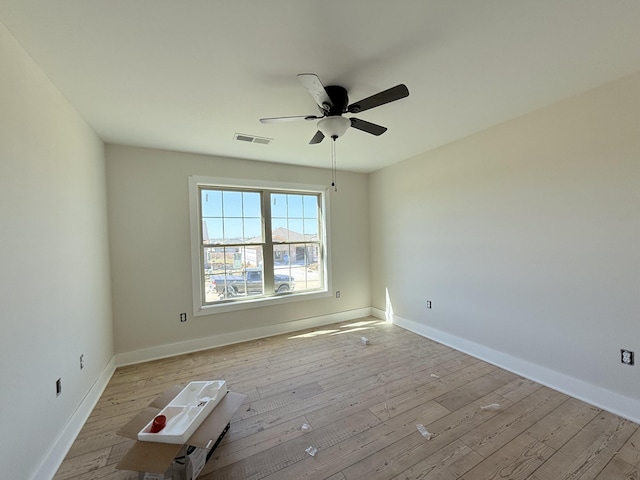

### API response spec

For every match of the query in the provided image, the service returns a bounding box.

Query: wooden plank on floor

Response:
[257,400,451,480]
[594,457,640,479]
[53,447,111,480]
[526,397,601,450]
[388,439,483,480]
[615,425,640,467]
[530,411,638,480]
[205,415,312,470]
[203,409,382,480]
[459,386,569,458]
[459,432,555,480]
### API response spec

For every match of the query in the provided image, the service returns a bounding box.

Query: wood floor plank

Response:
[459,432,555,480]
[526,397,601,450]
[435,369,519,412]
[530,411,638,480]
[459,386,569,458]
[615,425,640,467]
[65,431,125,459]
[341,373,569,480]
[325,474,347,480]
[54,318,639,480]
[206,414,312,470]
[340,385,521,480]
[203,409,382,479]
[340,424,479,480]
[389,439,483,480]
[258,400,452,480]
[367,361,497,421]
[593,457,640,479]
[53,447,111,480]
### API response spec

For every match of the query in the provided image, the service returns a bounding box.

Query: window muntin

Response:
[196,184,326,308]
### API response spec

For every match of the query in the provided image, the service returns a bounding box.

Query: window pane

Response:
[287,194,303,218]
[223,218,243,242]
[243,192,261,217]
[271,193,287,218]
[272,218,288,242]
[274,244,321,293]
[222,191,242,217]
[202,218,222,243]
[241,245,263,268]
[243,218,262,241]
[274,244,291,266]
[287,219,304,239]
[303,218,318,237]
[273,267,295,294]
[303,195,318,218]
[203,246,264,303]
[201,190,222,217]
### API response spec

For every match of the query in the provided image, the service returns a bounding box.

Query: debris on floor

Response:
[305,446,318,456]
[430,373,440,379]
[300,423,311,432]
[361,336,369,345]
[480,403,502,411]
[416,424,433,440]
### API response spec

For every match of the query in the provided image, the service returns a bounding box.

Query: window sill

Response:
[193,289,332,316]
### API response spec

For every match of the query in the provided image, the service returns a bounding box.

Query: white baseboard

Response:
[372,308,640,424]
[116,307,373,366]
[31,356,116,480]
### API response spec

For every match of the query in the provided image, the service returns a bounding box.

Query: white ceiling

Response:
[2,1,639,173]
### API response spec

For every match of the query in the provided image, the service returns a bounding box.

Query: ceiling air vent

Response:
[234,133,273,145]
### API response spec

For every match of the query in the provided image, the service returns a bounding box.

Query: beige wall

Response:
[106,145,371,358]
[370,72,640,420]
[0,23,113,480]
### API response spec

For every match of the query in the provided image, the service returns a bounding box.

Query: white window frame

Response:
[188,175,332,316]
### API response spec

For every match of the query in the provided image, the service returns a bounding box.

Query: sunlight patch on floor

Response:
[329,326,373,335]
[341,320,379,328]
[288,329,341,339]
[287,319,386,340]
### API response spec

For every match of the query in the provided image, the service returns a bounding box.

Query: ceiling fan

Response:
[260,74,409,144]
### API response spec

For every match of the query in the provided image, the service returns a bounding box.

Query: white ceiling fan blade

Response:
[260,115,321,124]
[298,73,333,112]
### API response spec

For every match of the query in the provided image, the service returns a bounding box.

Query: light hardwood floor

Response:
[55,317,640,480]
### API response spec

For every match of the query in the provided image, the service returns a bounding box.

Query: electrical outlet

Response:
[426,300,432,309]
[621,349,634,366]
[56,378,62,396]
[80,354,84,370]
[336,291,341,299]
[179,313,187,322]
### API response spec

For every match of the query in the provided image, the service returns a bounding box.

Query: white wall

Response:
[106,145,371,361]
[370,72,640,421]
[0,23,114,480]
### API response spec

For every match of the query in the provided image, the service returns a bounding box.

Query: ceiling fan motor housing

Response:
[324,85,349,114]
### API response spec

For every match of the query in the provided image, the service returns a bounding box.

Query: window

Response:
[189,177,330,314]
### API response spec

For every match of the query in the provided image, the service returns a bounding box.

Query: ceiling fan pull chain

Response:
[331,136,338,192]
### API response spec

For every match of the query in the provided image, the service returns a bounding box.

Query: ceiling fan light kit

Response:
[318,116,350,140]
[260,73,409,189]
